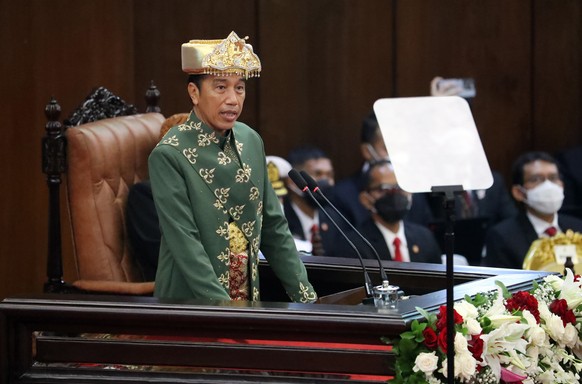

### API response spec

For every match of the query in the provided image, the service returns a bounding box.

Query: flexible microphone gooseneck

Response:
[288,169,374,298]
[299,170,389,283]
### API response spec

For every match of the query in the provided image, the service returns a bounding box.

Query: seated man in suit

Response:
[283,145,343,256]
[332,160,441,263]
[482,151,582,269]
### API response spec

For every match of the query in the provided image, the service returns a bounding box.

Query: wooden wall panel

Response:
[395,0,533,183]
[0,0,134,299]
[533,0,582,152]
[258,0,395,178]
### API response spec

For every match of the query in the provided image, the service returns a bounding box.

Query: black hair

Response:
[187,74,206,90]
[362,159,392,191]
[361,110,380,144]
[287,145,328,168]
[511,151,558,186]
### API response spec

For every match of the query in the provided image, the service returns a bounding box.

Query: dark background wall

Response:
[1,0,580,299]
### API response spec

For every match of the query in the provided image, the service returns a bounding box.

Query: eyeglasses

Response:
[367,183,402,193]
[523,173,561,186]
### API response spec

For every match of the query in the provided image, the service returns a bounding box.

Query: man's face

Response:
[188,75,246,135]
[361,132,389,163]
[301,158,335,186]
[512,160,563,205]
[367,164,409,202]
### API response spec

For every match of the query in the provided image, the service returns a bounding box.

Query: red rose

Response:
[550,299,577,326]
[423,327,438,349]
[468,334,484,361]
[437,328,448,353]
[505,291,540,323]
[436,305,464,331]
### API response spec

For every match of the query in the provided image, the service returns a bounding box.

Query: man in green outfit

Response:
[149,31,317,303]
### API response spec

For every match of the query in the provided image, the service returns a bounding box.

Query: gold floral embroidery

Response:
[198,132,216,147]
[214,188,230,204]
[235,163,252,183]
[251,237,260,254]
[298,282,318,303]
[218,272,229,289]
[213,199,225,211]
[199,168,215,184]
[228,205,245,221]
[252,287,260,301]
[257,201,263,216]
[162,135,179,146]
[251,260,258,281]
[183,148,198,164]
[217,249,230,264]
[178,121,201,132]
[249,186,259,201]
[217,152,232,166]
[241,220,255,237]
[216,221,229,239]
[236,141,244,154]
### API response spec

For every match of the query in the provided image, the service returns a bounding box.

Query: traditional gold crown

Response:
[181,31,261,79]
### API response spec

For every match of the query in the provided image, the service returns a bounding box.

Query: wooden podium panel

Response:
[1,260,553,383]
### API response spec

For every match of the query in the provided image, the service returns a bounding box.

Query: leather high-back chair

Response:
[42,85,164,295]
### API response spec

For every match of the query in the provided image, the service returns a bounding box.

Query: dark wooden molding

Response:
[145,80,161,113]
[41,98,66,293]
[64,86,138,127]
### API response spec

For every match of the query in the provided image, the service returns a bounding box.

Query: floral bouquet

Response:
[388,270,582,383]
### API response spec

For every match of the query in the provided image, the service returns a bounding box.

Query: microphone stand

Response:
[288,170,375,300]
[299,171,389,284]
[431,185,461,383]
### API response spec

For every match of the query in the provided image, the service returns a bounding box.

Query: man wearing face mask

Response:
[482,151,582,269]
[335,160,441,263]
[283,145,341,256]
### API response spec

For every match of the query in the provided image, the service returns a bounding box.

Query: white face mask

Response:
[523,180,564,215]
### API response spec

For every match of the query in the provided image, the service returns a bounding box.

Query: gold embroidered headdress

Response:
[181,31,261,79]
[266,156,291,197]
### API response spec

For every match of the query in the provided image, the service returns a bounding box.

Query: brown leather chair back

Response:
[66,113,165,286]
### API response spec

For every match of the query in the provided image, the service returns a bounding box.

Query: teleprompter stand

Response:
[374,96,493,382]
[432,184,463,382]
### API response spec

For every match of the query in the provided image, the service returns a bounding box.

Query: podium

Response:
[1,258,553,383]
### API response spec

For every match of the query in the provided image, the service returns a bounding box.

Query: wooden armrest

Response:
[72,280,155,295]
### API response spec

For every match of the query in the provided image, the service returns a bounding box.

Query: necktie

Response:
[460,191,475,218]
[544,226,557,237]
[393,237,403,262]
[310,224,325,256]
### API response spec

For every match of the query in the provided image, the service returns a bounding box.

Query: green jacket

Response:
[149,112,316,303]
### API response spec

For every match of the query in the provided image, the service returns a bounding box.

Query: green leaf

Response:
[495,280,511,299]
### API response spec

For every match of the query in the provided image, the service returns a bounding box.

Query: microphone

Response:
[288,169,374,298]
[299,170,389,283]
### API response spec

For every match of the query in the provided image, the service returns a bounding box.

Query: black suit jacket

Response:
[330,217,442,264]
[483,212,582,269]
[283,197,345,256]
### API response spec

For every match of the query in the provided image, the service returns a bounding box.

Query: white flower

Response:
[465,317,482,335]
[541,309,566,344]
[454,332,468,353]
[454,300,478,320]
[413,351,439,374]
[563,323,578,348]
[456,351,477,381]
[557,269,582,309]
